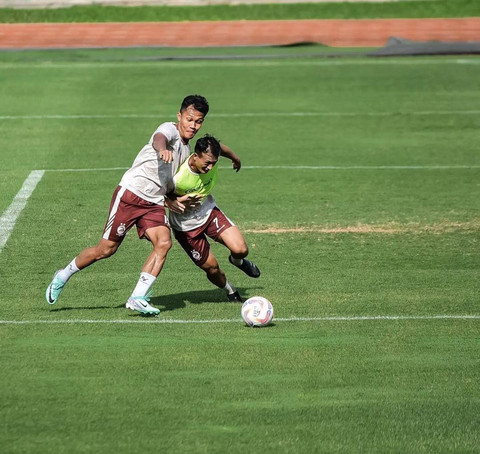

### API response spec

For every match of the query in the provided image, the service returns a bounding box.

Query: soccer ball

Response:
[241,296,274,327]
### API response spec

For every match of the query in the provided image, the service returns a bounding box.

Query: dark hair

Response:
[180,95,209,116]
[195,134,221,159]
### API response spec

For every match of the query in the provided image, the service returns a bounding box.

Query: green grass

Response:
[2,321,479,453]
[0,0,479,23]
[0,48,479,453]
[0,45,370,64]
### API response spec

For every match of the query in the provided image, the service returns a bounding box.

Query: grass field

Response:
[0,0,479,22]
[0,47,479,453]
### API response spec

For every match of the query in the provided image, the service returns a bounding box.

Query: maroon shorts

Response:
[173,207,234,267]
[102,186,170,243]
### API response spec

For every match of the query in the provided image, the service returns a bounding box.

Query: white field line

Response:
[46,167,129,172]
[230,165,480,170]
[0,314,479,325]
[1,110,480,121]
[0,58,478,70]
[0,170,44,253]
[41,165,480,172]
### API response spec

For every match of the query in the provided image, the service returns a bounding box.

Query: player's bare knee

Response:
[231,243,249,259]
[206,263,220,276]
[200,259,219,275]
[154,237,172,255]
[97,242,118,259]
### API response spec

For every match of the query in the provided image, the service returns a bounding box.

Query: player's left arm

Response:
[165,193,202,214]
[220,143,241,172]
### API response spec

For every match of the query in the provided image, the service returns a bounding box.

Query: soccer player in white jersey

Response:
[46,95,209,315]
[169,134,260,303]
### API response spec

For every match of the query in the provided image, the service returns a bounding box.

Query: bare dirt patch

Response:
[243,220,480,235]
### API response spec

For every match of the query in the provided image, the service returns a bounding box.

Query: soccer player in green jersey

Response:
[168,135,260,303]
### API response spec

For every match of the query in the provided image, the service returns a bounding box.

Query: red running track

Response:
[0,18,479,49]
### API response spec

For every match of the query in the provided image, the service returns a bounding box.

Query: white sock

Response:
[131,272,156,298]
[223,281,236,295]
[58,258,80,282]
[230,256,243,266]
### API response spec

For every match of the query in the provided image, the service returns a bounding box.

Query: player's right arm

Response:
[152,133,173,163]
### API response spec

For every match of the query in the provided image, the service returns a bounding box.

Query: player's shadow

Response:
[48,286,262,313]
[151,286,261,312]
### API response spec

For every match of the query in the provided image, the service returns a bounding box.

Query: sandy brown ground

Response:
[0,18,479,49]
[243,220,480,235]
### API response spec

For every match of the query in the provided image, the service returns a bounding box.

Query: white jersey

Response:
[169,194,217,232]
[119,122,191,204]
[169,157,219,232]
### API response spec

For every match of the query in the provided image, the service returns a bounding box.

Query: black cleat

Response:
[228,256,261,278]
[227,290,243,303]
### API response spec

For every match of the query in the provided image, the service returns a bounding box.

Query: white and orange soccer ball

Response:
[241,296,274,327]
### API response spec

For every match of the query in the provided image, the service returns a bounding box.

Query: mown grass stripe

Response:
[39,165,480,172]
[0,59,478,70]
[1,110,480,120]
[1,314,479,325]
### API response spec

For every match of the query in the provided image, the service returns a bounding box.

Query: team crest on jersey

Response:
[117,223,126,236]
[191,250,201,261]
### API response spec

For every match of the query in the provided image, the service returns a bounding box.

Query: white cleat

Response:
[46,270,66,305]
[126,294,160,316]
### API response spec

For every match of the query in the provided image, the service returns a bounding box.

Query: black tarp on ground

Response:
[368,37,480,57]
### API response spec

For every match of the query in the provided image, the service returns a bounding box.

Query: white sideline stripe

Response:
[0,58,477,70]
[0,170,44,253]
[228,165,480,170]
[46,166,128,172]
[1,110,480,120]
[0,314,479,325]
[41,165,480,172]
